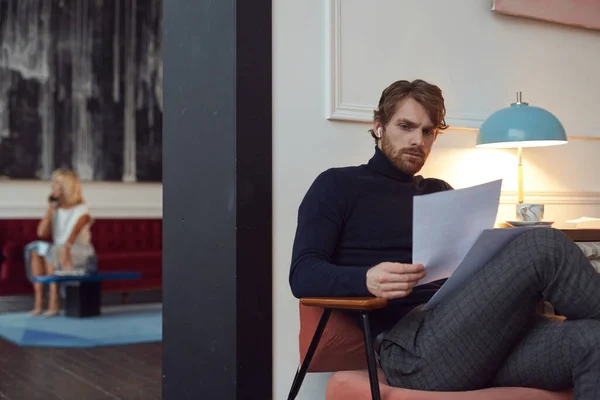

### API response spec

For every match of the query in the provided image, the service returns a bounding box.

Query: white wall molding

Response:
[325,0,600,138]
[499,190,600,205]
[325,0,344,122]
[326,0,489,129]
[0,181,162,218]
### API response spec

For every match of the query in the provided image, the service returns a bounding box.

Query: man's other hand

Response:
[366,262,426,299]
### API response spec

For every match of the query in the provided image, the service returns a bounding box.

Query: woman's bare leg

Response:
[29,252,45,315]
[43,260,60,317]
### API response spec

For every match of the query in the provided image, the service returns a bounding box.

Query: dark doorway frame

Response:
[162,0,273,398]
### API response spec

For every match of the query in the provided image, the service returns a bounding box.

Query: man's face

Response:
[375,97,437,176]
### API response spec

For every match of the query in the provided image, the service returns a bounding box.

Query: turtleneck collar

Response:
[366,146,417,183]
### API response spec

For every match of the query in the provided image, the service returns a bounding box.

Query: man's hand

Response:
[366,262,426,299]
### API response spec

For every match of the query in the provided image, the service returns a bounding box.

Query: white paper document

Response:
[424,226,532,309]
[411,179,536,309]
[566,217,600,224]
[412,179,503,286]
[566,216,600,228]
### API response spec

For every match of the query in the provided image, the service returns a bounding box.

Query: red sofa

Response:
[0,218,162,296]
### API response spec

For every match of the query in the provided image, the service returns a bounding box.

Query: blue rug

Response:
[0,303,162,348]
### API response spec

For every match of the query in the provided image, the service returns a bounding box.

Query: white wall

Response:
[0,180,162,219]
[328,0,600,137]
[273,0,600,398]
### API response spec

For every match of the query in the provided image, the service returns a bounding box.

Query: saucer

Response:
[506,220,554,227]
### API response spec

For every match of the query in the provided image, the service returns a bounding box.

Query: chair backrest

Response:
[298,303,369,372]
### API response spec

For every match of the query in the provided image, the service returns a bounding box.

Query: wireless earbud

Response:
[377,128,382,138]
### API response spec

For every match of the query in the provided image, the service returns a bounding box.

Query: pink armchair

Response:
[288,297,573,400]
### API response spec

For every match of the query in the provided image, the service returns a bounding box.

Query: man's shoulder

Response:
[305,165,366,198]
[314,164,366,183]
[417,176,453,192]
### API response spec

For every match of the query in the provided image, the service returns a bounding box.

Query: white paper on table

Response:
[566,217,600,229]
[424,226,536,309]
[566,217,600,224]
[412,179,503,286]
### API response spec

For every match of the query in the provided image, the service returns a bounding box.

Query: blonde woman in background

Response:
[24,168,97,316]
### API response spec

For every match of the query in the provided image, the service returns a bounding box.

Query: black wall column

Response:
[162,0,272,398]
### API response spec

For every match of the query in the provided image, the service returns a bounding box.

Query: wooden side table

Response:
[560,229,600,242]
[559,229,600,272]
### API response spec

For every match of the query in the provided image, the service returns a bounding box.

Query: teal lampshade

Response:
[476,94,568,148]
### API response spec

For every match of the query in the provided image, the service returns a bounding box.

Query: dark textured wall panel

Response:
[0,0,162,182]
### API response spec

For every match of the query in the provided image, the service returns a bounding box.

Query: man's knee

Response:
[513,228,577,267]
[517,227,570,246]
[566,320,600,361]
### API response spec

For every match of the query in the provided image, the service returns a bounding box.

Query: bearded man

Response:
[289,79,600,398]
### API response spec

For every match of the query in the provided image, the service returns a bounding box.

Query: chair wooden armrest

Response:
[300,297,388,311]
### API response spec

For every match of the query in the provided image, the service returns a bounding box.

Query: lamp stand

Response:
[517,146,524,204]
[513,146,546,223]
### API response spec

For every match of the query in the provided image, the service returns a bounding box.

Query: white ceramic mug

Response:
[516,204,544,222]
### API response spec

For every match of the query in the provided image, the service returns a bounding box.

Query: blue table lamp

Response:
[476,92,567,204]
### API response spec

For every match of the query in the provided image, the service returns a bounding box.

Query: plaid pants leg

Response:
[491,314,600,398]
[379,228,600,397]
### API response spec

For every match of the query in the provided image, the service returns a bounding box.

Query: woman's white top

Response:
[52,203,92,246]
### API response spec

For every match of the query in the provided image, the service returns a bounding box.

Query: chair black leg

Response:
[360,311,381,400]
[288,308,332,400]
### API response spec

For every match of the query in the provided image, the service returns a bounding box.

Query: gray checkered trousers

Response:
[379,228,600,400]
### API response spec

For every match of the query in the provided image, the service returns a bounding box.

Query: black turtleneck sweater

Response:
[289,147,453,335]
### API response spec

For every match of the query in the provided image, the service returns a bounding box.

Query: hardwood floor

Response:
[0,294,162,400]
[0,339,162,400]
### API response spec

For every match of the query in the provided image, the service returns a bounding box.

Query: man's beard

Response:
[381,136,428,176]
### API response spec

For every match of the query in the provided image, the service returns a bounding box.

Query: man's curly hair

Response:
[369,79,449,142]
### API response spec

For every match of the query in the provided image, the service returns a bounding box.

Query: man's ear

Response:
[373,121,383,137]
